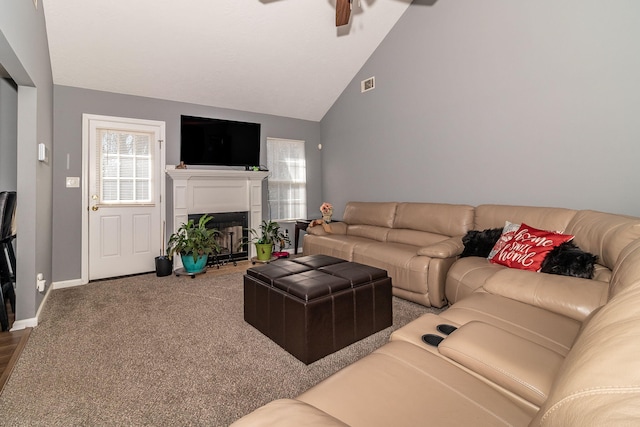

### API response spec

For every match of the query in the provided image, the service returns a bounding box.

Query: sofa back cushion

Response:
[565,210,640,270]
[607,238,640,300]
[475,205,577,234]
[393,203,475,237]
[346,225,391,242]
[343,202,397,228]
[386,229,451,248]
[530,273,640,425]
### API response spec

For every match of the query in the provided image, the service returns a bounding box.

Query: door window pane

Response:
[97,130,154,204]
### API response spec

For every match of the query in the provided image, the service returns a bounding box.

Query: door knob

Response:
[92,205,99,211]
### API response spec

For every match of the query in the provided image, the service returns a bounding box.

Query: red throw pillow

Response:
[489,223,574,271]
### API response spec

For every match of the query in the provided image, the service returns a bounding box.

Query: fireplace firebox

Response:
[188,211,249,267]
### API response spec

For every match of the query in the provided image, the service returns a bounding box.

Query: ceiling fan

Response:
[335,0,352,26]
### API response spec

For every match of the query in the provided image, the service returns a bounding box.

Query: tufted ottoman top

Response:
[247,255,388,302]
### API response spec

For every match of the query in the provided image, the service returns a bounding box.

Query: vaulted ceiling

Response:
[43,0,413,121]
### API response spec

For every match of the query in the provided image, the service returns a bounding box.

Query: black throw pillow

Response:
[540,241,597,279]
[460,228,504,258]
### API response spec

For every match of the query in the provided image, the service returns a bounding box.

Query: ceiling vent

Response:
[361,76,375,93]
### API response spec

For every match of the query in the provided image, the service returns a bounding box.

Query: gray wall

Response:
[0,1,54,322]
[0,77,17,190]
[321,0,640,218]
[52,85,322,282]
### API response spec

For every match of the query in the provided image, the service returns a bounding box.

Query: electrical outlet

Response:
[37,273,46,292]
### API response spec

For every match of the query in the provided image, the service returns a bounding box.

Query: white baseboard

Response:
[9,280,55,331]
[52,278,84,289]
[10,317,37,331]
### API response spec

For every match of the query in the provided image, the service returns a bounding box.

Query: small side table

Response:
[294,219,312,254]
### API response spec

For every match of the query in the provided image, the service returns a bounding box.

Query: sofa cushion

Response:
[593,263,612,282]
[353,242,429,295]
[565,209,640,270]
[386,228,451,247]
[483,268,608,322]
[393,202,474,236]
[607,238,640,299]
[302,234,375,261]
[445,256,505,303]
[531,282,640,426]
[438,321,565,407]
[346,224,391,242]
[474,205,577,234]
[296,340,533,427]
[343,202,397,228]
[231,399,349,427]
[439,292,582,356]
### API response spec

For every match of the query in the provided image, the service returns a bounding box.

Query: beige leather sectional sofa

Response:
[303,202,476,308]
[232,202,640,426]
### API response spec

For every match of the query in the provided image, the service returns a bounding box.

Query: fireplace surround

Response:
[166,166,269,269]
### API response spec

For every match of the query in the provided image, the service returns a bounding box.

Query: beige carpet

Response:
[0,263,438,426]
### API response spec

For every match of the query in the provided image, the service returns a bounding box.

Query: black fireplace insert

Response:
[188,211,249,267]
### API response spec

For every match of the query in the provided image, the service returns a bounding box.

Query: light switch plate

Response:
[66,177,80,188]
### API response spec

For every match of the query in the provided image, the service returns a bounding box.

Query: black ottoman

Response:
[243,255,393,364]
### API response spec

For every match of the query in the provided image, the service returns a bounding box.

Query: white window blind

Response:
[98,129,153,204]
[267,138,307,221]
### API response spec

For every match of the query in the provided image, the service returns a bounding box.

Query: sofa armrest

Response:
[417,236,464,258]
[306,221,347,236]
[230,399,349,427]
[483,268,609,321]
[438,321,564,407]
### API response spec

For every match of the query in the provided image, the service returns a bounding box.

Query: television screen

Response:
[180,115,261,167]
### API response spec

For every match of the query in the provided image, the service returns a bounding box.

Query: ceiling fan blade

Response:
[336,0,351,27]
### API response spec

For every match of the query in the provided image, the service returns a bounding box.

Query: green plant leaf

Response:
[166,214,221,261]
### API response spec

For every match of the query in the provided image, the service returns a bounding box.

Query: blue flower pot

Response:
[181,254,208,273]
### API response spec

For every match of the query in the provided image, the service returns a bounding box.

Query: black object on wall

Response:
[180,115,261,167]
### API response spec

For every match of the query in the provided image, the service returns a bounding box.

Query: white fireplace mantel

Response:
[165,166,269,261]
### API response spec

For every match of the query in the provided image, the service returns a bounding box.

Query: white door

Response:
[85,116,165,281]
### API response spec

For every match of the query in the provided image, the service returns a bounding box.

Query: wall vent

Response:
[361,76,375,93]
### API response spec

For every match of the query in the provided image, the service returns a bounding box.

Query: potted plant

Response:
[241,220,290,261]
[167,214,221,273]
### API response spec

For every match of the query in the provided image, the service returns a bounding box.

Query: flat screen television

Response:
[180,115,261,167]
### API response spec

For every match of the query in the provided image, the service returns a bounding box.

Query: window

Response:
[267,138,307,221]
[97,129,153,204]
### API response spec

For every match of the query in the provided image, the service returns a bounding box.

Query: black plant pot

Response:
[155,256,173,277]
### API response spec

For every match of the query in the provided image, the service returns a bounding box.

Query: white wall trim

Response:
[10,317,37,331]
[52,278,84,289]
[9,281,54,331]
